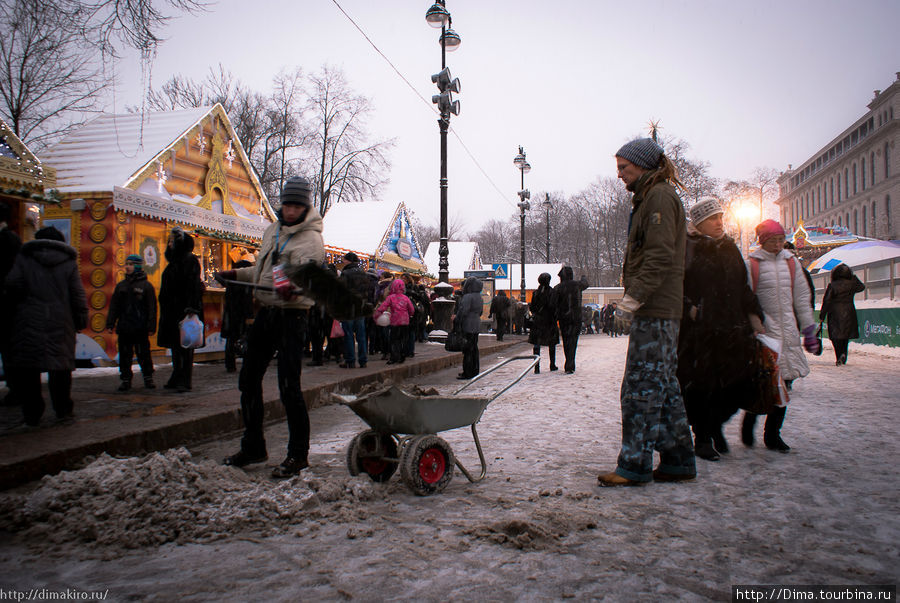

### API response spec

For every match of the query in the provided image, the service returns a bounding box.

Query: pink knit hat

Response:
[755,219,785,244]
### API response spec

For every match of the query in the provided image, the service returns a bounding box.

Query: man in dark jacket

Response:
[338,252,373,368]
[222,259,255,373]
[598,138,696,487]
[554,266,583,374]
[107,254,158,391]
[5,226,87,426]
[488,290,511,341]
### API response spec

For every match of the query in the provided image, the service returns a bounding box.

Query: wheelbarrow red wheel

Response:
[399,435,455,496]
[346,430,398,483]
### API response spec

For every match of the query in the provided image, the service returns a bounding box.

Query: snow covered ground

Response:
[1,335,897,601]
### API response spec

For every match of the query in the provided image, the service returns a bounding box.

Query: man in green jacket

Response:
[598,138,696,487]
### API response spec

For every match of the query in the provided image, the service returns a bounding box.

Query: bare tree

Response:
[304,66,394,216]
[469,218,515,263]
[0,2,106,149]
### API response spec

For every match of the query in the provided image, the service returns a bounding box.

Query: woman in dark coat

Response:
[677,198,764,461]
[456,277,484,379]
[158,227,204,391]
[5,226,87,425]
[527,272,559,373]
[819,263,865,366]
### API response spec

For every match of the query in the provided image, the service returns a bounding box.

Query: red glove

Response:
[275,281,295,300]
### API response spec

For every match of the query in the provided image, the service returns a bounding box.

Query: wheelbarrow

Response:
[332,354,539,496]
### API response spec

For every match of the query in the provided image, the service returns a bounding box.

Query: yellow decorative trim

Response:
[115,247,126,266]
[197,130,233,214]
[115,225,128,245]
[90,246,107,265]
[91,202,108,221]
[90,290,107,310]
[92,335,106,348]
[89,223,107,243]
[90,313,106,333]
[90,268,107,288]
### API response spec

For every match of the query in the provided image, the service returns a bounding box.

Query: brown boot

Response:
[597,471,643,487]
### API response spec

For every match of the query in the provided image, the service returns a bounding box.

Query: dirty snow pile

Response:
[0,448,378,549]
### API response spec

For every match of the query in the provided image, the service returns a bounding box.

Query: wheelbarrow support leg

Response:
[455,423,488,483]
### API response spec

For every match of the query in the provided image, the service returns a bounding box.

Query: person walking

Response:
[107,254,158,391]
[219,176,325,478]
[676,197,765,461]
[0,203,22,405]
[742,219,820,453]
[554,266,583,374]
[455,276,484,379]
[819,263,865,366]
[488,290,511,341]
[5,226,87,426]
[157,226,204,392]
[598,138,696,487]
[374,278,416,365]
[338,252,373,369]
[527,272,559,373]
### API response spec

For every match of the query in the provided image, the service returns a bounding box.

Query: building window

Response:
[871,152,876,185]
[887,195,892,232]
[830,178,834,207]
[846,212,850,229]
[862,205,867,237]
[837,215,842,227]
[852,163,858,195]
[886,143,891,179]
[861,158,866,191]
[853,209,858,234]
[872,202,877,238]
[844,168,849,199]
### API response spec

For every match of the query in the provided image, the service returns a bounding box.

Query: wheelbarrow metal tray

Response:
[338,386,491,435]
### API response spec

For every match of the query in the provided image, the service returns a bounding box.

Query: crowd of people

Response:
[0,143,870,485]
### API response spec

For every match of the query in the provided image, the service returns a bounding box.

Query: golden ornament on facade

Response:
[115,225,127,244]
[90,268,107,288]
[89,223,107,243]
[90,246,107,265]
[117,211,128,223]
[115,269,125,283]
[90,202,107,221]
[92,335,106,348]
[115,248,126,266]
[90,313,106,333]
[90,290,107,310]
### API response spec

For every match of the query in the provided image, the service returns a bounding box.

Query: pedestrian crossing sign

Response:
[493,263,508,279]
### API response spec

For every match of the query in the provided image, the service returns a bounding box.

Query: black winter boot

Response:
[764,406,790,453]
[741,412,757,447]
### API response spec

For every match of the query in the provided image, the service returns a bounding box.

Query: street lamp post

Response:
[425,1,461,335]
[542,193,552,261]
[426,1,460,287]
[513,146,531,302]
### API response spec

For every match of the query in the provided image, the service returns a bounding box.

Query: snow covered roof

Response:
[322,201,403,252]
[41,105,266,206]
[423,241,482,280]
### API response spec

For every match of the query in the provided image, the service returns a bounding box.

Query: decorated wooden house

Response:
[320,201,427,276]
[41,104,275,362]
[0,117,56,239]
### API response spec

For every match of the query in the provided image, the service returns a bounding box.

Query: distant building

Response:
[775,72,899,241]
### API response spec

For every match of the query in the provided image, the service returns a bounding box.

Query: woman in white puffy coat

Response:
[742,220,819,452]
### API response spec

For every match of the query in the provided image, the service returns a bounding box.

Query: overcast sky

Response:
[111,0,900,233]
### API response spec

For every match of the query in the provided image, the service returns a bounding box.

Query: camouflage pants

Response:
[616,317,696,482]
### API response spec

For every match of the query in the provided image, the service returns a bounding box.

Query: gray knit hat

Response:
[615,138,664,170]
[280,176,313,206]
[689,196,724,225]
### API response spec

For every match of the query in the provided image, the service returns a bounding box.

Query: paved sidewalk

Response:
[0,335,523,489]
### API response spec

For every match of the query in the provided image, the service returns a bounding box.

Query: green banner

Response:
[816,308,900,348]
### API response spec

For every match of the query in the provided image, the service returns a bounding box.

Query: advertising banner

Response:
[816,308,900,347]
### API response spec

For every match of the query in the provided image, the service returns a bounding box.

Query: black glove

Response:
[214,270,237,286]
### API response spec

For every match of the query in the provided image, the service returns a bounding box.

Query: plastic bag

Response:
[743,333,789,414]
[179,313,205,349]
[375,311,391,327]
[330,319,344,338]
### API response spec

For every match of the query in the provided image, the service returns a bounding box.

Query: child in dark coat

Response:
[107,254,158,391]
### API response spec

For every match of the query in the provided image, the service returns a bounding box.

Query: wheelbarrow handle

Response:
[452,354,540,402]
